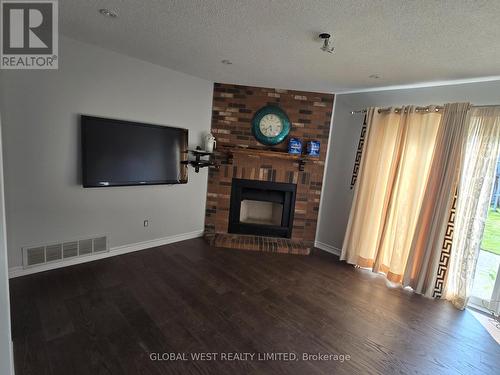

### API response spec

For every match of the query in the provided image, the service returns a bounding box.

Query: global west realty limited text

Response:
[150,352,351,362]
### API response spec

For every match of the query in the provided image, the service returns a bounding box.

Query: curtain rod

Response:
[350,104,500,114]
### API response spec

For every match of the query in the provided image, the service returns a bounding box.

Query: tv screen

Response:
[81,115,188,187]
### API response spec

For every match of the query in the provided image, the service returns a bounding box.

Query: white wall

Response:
[317,80,500,250]
[0,114,14,374]
[0,36,213,269]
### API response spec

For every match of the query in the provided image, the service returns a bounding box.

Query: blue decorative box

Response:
[306,140,320,157]
[288,138,302,154]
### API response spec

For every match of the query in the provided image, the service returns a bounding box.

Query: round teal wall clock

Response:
[251,105,291,145]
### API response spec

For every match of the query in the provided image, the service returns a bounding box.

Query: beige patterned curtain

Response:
[445,107,500,309]
[342,104,471,294]
[403,103,470,297]
[341,106,442,281]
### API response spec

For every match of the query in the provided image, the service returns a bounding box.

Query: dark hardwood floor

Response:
[9,238,500,375]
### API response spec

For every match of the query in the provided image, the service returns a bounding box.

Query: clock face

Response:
[251,105,291,145]
[259,114,283,137]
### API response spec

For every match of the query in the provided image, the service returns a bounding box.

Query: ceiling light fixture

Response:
[319,33,334,54]
[99,8,118,18]
[221,59,233,65]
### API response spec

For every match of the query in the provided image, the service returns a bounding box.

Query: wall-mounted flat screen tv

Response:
[81,115,188,187]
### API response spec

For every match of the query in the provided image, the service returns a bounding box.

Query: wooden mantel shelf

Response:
[227,147,304,160]
[222,147,311,171]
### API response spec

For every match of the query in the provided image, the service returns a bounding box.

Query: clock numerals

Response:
[252,106,290,145]
[259,114,283,137]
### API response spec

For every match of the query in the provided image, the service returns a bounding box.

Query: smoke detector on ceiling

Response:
[99,8,118,18]
[319,33,335,54]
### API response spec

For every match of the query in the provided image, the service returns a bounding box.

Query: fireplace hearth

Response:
[228,178,296,238]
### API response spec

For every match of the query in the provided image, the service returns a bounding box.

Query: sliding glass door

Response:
[470,157,500,313]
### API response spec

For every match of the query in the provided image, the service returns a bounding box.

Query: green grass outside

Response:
[481,209,500,256]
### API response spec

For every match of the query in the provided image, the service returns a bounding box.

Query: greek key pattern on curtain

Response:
[432,189,458,298]
[350,114,367,189]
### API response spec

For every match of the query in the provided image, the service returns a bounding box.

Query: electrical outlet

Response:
[144,220,149,227]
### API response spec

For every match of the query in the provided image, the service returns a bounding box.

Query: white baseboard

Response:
[8,229,204,278]
[314,240,342,256]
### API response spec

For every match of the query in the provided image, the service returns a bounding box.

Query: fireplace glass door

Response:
[229,179,296,238]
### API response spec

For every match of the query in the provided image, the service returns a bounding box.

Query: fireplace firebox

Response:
[228,178,296,238]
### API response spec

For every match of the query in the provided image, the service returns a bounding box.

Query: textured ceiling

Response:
[60,0,500,93]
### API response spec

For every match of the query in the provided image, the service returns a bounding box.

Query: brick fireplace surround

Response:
[204,83,334,255]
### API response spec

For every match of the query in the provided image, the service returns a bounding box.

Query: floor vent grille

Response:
[26,246,45,266]
[45,244,62,262]
[23,236,108,268]
[63,241,78,259]
[78,239,93,256]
